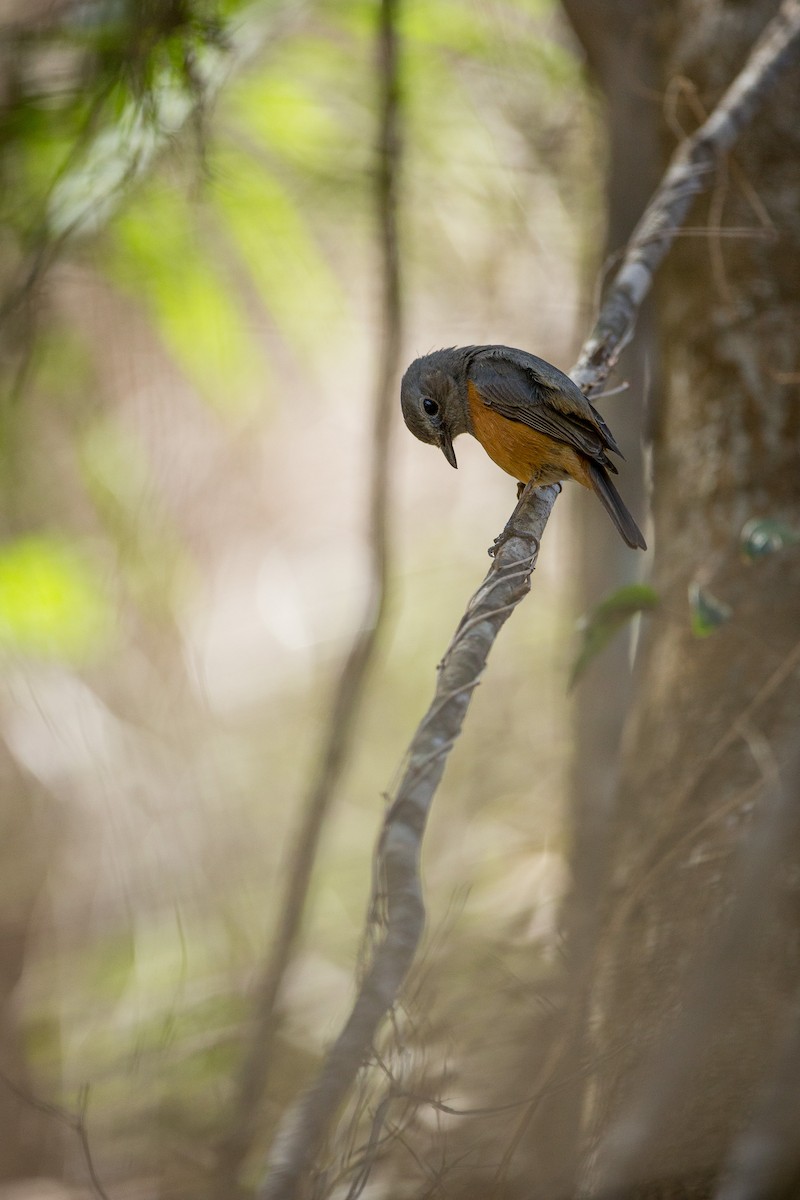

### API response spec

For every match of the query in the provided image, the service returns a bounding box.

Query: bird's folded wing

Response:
[470,357,618,470]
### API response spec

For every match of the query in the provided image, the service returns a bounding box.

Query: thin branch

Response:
[214,0,404,1191]
[257,4,800,1197]
[342,1093,394,1200]
[258,497,552,1200]
[574,0,800,388]
[0,1072,110,1200]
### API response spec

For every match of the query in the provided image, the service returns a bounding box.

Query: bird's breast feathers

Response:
[466,381,591,487]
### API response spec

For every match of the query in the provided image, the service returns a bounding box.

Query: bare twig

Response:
[574,0,800,388]
[342,1093,394,1200]
[0,1072,110,1200]
[257,4,800,1197]
[215,0,404,1191]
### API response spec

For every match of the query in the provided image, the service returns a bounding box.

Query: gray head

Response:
[400,348,472,469]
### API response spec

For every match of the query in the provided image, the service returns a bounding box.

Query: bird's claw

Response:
[488,521,526,557]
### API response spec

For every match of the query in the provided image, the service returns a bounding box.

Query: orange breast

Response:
[467,381,592,488]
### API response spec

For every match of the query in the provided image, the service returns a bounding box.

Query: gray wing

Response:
[469,348,621,468]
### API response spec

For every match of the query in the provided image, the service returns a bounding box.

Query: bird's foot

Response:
[488,518,529,557]
[488,481,561,557]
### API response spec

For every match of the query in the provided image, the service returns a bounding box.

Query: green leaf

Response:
[740,517,800,562]
[0,535,115,662]
[570,583,659,688]
[688,582,732,638]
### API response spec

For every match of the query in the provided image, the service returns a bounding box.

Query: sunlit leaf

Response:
[570,583,659,687]
[0,535,114,661]
[688,582,732,638]
[740,517,800,561]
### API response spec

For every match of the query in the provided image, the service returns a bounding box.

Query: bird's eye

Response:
[422,397,439,417]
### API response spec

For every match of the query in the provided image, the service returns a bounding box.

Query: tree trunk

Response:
[586,1,800,1195]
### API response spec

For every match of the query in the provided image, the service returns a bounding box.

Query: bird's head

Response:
[400,350,470,469]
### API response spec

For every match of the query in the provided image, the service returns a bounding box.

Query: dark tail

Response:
[587,462,647,550]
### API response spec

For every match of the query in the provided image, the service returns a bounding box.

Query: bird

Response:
[400,344,646,550]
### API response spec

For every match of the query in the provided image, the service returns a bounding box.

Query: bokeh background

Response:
[3,2,799,1199]
[1,2,602,1192]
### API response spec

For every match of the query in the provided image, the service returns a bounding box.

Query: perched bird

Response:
[400,344,646,550]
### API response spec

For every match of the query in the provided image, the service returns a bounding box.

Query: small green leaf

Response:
[689,582,731,638]
[740,518,800,562]
[570,583,659,688]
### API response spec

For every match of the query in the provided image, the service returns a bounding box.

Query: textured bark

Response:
[588,2,800,1196]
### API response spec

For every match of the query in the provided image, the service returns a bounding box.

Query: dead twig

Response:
[0,1072,110,1200]
[575,0,800,387]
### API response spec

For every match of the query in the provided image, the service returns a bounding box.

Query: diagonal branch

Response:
[258,3,800,1197]
[258,485,555,1200]
[573,0,800,387]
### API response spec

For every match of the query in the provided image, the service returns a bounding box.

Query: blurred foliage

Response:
[5,0,576,404]
[0,0,601,1190]
[570,582,659,688]
[79,415,193,616]
[109,181,269,408]
[0,533,114,660]
[688,581,733,638]
[740,515,800,561]
[0,0,239,241]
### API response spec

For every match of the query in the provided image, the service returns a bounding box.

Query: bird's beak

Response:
[439,429,457,469]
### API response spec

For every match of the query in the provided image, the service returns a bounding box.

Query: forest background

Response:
[1,1,799,1199]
